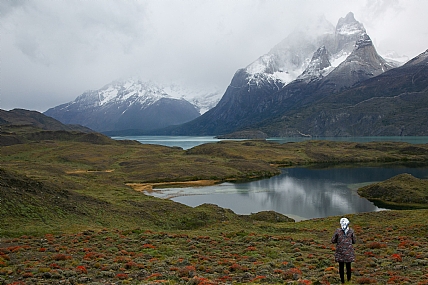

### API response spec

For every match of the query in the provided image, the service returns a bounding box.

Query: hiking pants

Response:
[338,262,351,283]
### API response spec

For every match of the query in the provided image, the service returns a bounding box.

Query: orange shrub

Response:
[116,273,129,280]
[75,265,87,274]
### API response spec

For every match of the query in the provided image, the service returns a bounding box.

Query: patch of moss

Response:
[247,211,295,223]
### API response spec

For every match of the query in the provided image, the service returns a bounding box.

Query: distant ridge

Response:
[0,109,124,146]
[0,109,93,132]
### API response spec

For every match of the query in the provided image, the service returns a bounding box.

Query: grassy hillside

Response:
[1,135,428,284]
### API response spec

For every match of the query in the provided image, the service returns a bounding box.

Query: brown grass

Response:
[126,179,220,192]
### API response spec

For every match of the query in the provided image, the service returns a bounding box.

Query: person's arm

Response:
[331,229,338,244]
[351,230,356,244]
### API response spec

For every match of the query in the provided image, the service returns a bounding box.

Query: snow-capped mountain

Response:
[244,12,367,88]
[244,17,333,88]
[153,12,405,136]
[74,79,170,110]
[44,79,205,133]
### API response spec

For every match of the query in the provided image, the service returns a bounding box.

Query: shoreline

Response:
[126,179,220,192]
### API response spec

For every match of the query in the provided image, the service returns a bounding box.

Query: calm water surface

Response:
[149,166,428,221]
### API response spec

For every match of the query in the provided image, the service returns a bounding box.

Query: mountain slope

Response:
[0,109,121,146]
[258,49,428,136]
[0,109,92,132]
[44,79,201,133]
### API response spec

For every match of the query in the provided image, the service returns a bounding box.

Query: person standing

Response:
[331,217,356,284]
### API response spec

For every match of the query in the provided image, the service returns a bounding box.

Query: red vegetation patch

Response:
[75,265,87,274]
[51,253,72,261]
[116,273,129,279]
[390,253,402,262]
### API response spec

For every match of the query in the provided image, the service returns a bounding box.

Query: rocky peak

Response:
[324,33,393,89]
[336,12,365,35]
[311,46,331,70]
[297,46,332,82]
[349,33,392,71]
[333,12,366,55]
[354,33,373,50]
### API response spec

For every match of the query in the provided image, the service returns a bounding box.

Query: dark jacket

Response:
[331,228,356,262]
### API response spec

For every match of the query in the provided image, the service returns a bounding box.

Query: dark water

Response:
[150,166,428,221]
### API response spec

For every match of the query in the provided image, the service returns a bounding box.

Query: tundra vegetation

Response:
[1,131,428,284]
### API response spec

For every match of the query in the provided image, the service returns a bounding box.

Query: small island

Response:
[358,173,428,209]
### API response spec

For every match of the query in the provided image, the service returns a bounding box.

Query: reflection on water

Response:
[149,166,428,221]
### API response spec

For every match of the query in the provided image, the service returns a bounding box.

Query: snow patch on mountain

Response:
[95,79,169,107]
[243,15,335,86]
[330,51,350,67]
[74,78,224,115]
[163,82,224,114]
[335,13,365,36]
[297,46,334,82]
[241,12,372,88]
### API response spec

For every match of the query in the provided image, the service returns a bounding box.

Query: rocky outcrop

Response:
[333,12,366,54]
[321,33,394,90]
[297,46,332,82]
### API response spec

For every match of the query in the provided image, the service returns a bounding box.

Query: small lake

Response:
[111,136,428,221]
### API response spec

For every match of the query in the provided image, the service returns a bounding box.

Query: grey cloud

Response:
[1,0,428,112]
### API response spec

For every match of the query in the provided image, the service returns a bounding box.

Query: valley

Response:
[1,113,428,283]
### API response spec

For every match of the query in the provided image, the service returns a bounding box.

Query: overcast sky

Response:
[1,0,428,112]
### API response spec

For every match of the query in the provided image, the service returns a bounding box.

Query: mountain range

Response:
[44,12,427,137]
[44,79,222,133]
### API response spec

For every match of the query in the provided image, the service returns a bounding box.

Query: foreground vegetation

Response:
[1,210,427,284]
[1,132,428,284]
